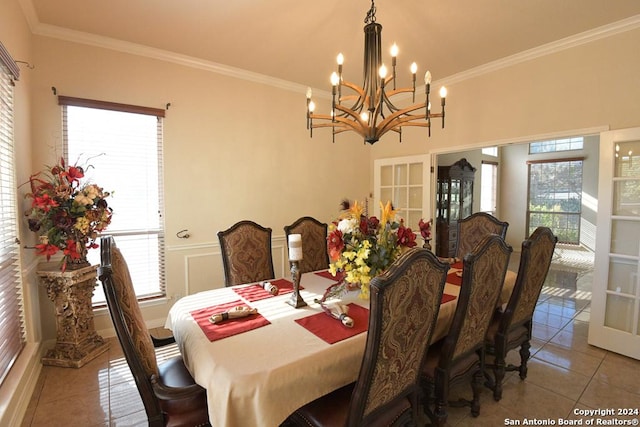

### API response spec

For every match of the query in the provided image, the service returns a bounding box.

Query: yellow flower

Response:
[349,200,364,219]
[74,217,90,234]
[379,201,398,224]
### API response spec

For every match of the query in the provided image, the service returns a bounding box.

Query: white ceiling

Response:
[23,0,640,91]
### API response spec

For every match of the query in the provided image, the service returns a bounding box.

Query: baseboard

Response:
[0,342,43,427]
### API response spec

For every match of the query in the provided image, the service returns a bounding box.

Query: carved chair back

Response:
[456,212,509,260]
[284,216,329,273]
[217,220,275,287]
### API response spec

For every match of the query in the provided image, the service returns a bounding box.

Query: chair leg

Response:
[519,341,531,380]
[492,355,506,401]
[434,375,448,427]
[470,369,483,417]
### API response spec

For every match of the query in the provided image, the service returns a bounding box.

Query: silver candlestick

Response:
[286,260,307,308]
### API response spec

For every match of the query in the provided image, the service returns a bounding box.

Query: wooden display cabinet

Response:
[435,158,476,258]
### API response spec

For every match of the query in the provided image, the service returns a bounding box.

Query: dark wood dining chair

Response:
[283,248,449,427]
[422,234,512,426]
[217,220,275,287]
[484,227,558,401]
[284,216,329,273]
[98,236,210,427]
[455,212,509,260]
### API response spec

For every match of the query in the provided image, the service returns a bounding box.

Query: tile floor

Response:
[20,250,640,427]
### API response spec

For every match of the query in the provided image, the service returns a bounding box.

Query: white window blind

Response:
[60,97,166,304]
[0,45,25,386]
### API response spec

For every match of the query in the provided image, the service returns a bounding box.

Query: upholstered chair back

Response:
[348,248,448,426]
[107,238,159,378]
[217,220,275,287]
[284,216,329,273]
[507,227,558,330]
[456,212,509,260]
[448,234,512,362]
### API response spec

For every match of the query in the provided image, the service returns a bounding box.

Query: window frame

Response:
[526,157,584,244]
[59,96,167,305]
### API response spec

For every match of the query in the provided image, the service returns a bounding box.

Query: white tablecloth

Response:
[165,269,515,427]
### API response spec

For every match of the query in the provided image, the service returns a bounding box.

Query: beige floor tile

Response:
[549,329,608,358]
[594,351,640,395]
[579,377,640,410]
[494,375,576,420]
[533,342,603,377]
[38,354,110,404]
[30,388,109,427]
[523,358,591,400]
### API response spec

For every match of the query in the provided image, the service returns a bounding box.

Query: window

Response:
[60,97,166,304]
[0,43,25,386]
[482,146,498,157]
[480,161,498,216]
[527,159,583,243]
[529,137,584,154]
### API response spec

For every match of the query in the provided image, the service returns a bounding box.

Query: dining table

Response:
[165,261,516,427]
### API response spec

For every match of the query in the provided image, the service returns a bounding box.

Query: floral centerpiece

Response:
[325,199,417,299]
[25,157,113,271]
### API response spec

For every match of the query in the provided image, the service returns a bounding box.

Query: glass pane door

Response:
[590,128,640,360]
[374,155,432,233]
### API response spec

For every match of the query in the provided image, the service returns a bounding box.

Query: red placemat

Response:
[295,303,369,344]
[190,300,270,341]
[447,272,462,286]
[314,270,344,282]
[233,278,300,302]
[441,293,457,304]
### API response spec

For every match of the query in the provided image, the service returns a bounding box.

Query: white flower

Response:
[337,218,359,234]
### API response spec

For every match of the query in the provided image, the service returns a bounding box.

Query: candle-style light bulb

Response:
[439,86,447,98]
[309,101,315,113]
[424,71,432,85]
[390,43,399,58]
[410,62,418,74]
[337,53,344,66]
[379,64,387,79]
[331,72,340,87]
[360,111,369,122]
[306,87,312,99]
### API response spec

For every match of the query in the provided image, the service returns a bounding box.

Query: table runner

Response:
[191,300,270,341]
[233,278,299,302]
[441,293,456,304]
[295,303,369,344]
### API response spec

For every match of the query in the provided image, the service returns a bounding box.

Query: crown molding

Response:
[18,0,640,96]
[439,14,640,88]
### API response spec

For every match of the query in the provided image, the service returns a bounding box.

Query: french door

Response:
[589,127,640,359]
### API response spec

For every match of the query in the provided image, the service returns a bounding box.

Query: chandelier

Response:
[305,0,448,145]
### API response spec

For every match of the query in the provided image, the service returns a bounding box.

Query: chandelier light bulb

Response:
[360,111,369,122]
[439,86,447,98]
[309,100,315,112]
[330,72,340,86]
[424,71,432,85]
[337,53,344,65]
[379,64,387,79]
[410,62,418,74]
[306,87,312,99]
[390,43,398,58]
